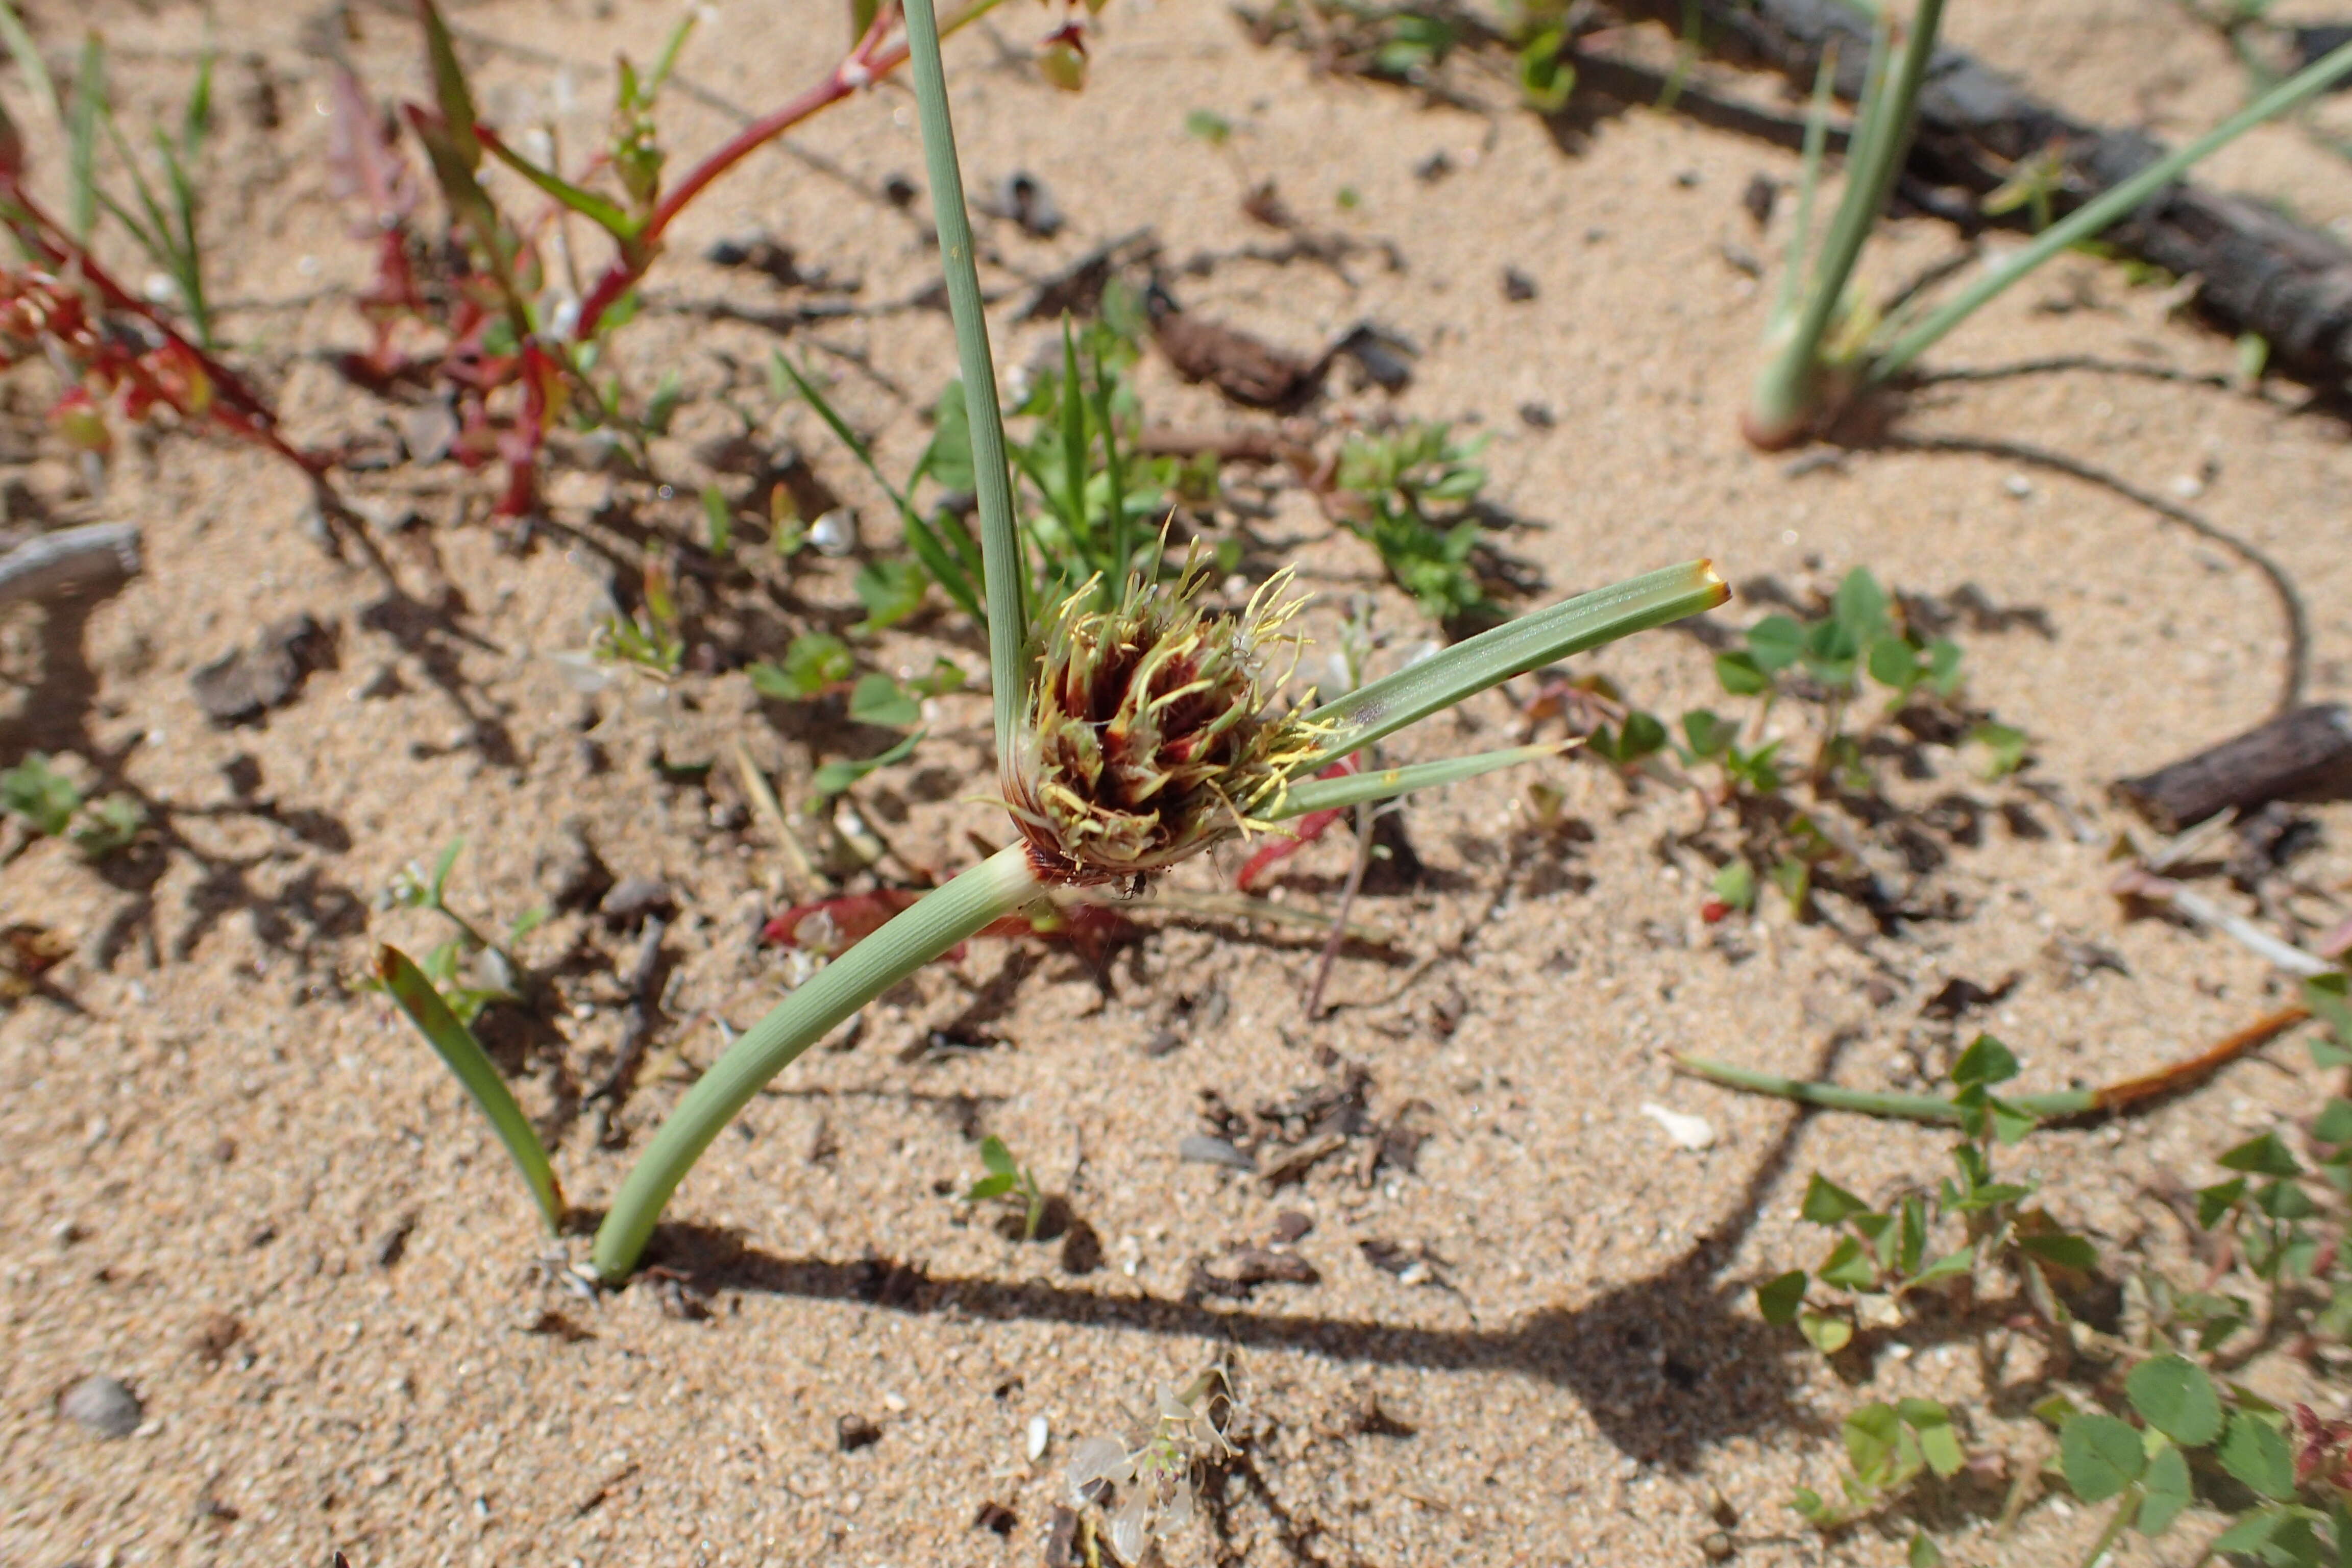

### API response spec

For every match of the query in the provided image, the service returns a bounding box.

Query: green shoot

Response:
[1,752,83,838]
[380,840,538,1024]
[1331,423,1494,626]
[374,945,565,1234]
[965,1134,1047,1241]
[1,752,144,859]
[1747,10,2352,445]
[594,557,685,678]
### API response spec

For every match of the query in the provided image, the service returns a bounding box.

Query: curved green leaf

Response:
[2126,1355,2222,1447]
[375,945,563,1233]
[2059,1413,2144,1502]
[1301,560,1727,768]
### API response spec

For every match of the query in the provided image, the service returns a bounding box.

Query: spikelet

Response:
[1004,549,1321,886]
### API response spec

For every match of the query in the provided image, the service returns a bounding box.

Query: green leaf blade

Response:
[1270,744,1562,821]
[1301,561,1728,767]
[375,945,564,1233]
[2125,1355,2222,1447]
[2058,1413,2145,1502]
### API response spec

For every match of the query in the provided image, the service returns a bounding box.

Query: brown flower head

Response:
[1005,553,1319,886]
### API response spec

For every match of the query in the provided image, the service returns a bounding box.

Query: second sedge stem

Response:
[592,843,1043,1280]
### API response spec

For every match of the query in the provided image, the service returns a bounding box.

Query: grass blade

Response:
[1087,344,1131,590]
[1675,1055,2096,1123]
[417,0,481,168]
[479,127,637,238]
[67,30,101,242]
[1057,318,1089,571]
[0,2,60,129]
[773,349,983,620]
[178,48,211,158]
[903,0,1028,769]
[1775,41,1841,326]
[1273,743,1563,819]
[1868,36,2352,383]
[1302,560,1727,767]
[375,944,565,1233]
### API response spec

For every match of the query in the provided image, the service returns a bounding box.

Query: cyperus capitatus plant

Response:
[376,0,1727,1281]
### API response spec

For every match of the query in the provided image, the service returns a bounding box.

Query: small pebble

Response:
[1178,1134,1255,1171]
[810,508,857,556]
[1638,1102,1716,1152]
[1026,1413,1050,1461]
[2002,473,2033,499]
[1139,1028,1183,1058]
[837,1413,882,1452]
[1501,267,1537,302]
[1700,1530,1735,1562]
[60,1375,142,1439]
[599,876,675,927]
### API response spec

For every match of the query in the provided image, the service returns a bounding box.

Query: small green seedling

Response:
[1332,423,1495,626]
[1788,1398,1967,1530]
[965,1134,1047,1241]
[594,555,685,678]
[0,752,145,859]
[2,752,83,838]
[379,840,543,1024]
[1754,1037,2090,1359]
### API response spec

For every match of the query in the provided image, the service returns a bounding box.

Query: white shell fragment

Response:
[1638,1102,1717,1152]
[1026,1413,1050,1462]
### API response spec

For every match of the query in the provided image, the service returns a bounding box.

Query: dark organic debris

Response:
[1060,1219,1104,1275]
[59,1374,142,1438]
[0,922,70,1003]
[1501,267,1537,302]
[1742,170,1777,227]
[1045,1505,1082,1568]
[993,170,1063,237]
[526,1309,596,1343]
[2114,704,2352,834]
[837,1412,884,1452]
[2229,802,2321,892]
[372,1211,419,1269]
[1188,1242,1321,1302]
[972,1500,1017,1535]
[1919,973,2017,1020]
[1150,292,1318,408]
[599,876,676,929]
[190,612,334,724]
[1360,1238,1451,1288]
[188,1312,243,1367]
[704,233,803,285]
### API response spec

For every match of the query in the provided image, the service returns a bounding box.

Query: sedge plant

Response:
[1744,4,2352,447]
[379,0,1728,1281]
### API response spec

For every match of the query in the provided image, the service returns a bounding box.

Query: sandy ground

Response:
[4,1,2351,1564]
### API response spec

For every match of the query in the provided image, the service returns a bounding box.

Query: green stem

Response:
[2077,1487,2138,1568]
[902,0,1028,766]
[1674,1055,2096,1123]
[1773,42,1842,328]
[1869,36,2352,383]
[1745,0,1943,446]
[592,843,1043,1279]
